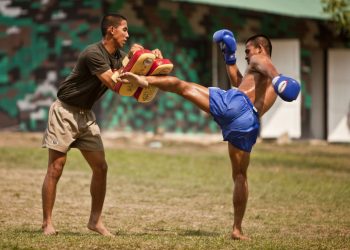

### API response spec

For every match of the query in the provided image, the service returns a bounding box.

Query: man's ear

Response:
[258,44,267,55]
[107,26,113,35]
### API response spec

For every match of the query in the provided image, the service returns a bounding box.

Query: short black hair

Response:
[245,34,272,56]
[100,13,127,37]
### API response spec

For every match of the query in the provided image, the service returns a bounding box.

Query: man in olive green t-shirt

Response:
[41,13,160,236]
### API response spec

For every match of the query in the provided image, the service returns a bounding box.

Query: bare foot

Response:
[119,72,149,88]
[87,222,114,237]
[42,223,58,235]
[231,230,250,240]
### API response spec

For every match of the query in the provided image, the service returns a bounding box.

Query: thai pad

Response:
[133,58,173,103]
[112,49,156,96]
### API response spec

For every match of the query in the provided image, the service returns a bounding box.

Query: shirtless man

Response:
[117,30,300,240]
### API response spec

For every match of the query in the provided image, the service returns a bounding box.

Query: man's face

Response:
[244,41,260,64]
[112,20,129,48]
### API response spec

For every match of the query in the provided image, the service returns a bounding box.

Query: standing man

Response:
[117,30,300,240]
[41,13,151,236]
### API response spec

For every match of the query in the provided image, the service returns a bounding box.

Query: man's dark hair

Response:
[101,13,127,37]
[245,34,272,56]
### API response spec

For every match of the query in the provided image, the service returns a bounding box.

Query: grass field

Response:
[0,133,349,249]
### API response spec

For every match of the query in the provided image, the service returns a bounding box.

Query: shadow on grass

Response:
[14,228,85,237]
[15,227,221,238]
[115,228,220,237]
[177,229,220,237]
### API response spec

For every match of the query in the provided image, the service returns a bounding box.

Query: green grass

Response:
[0,138,349,249]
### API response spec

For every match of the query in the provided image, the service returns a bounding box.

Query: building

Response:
[0,0,349,142]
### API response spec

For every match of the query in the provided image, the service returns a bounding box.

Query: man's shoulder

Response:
[83,42,125,58]
[83,42,102,53]
[78,42,105,61]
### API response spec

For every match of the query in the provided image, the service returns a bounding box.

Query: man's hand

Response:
[272,75,301,102]
[151,48,163,59]
[128,43,144,58]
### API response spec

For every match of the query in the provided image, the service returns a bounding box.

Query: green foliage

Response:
[322,0,350,36]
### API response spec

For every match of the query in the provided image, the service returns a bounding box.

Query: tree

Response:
[322,0,350,37]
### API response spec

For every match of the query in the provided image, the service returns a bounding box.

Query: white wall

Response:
[327,49,350,142]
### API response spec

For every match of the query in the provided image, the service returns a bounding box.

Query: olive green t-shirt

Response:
[57,42,126,109]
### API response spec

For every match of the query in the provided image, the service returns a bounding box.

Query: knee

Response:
[169,78,189,95]
[180,84,196,99]
[47,160,65,180]
[93,161,108,175]
[100,162,108,173]
[233,172,247,183]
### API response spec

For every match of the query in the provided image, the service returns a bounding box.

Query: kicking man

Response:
[117,30,300,240]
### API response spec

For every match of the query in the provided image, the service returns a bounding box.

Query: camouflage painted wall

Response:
[0,0,345,133]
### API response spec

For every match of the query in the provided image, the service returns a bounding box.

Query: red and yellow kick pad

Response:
[134,58,173,103]
[112,49,155,96]
[112,49,173,103]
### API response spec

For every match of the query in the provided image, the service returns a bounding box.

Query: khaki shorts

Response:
[42,100,104,153]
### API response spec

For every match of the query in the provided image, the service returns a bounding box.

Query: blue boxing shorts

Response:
[209,87,260,152]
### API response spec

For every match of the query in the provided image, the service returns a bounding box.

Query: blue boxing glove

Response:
[272,74,301,102]
[213,29,237,65]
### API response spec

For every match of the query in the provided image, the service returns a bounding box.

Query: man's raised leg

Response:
[118,72,211,113]
[228,143,251,240]
[42,149,67,235]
